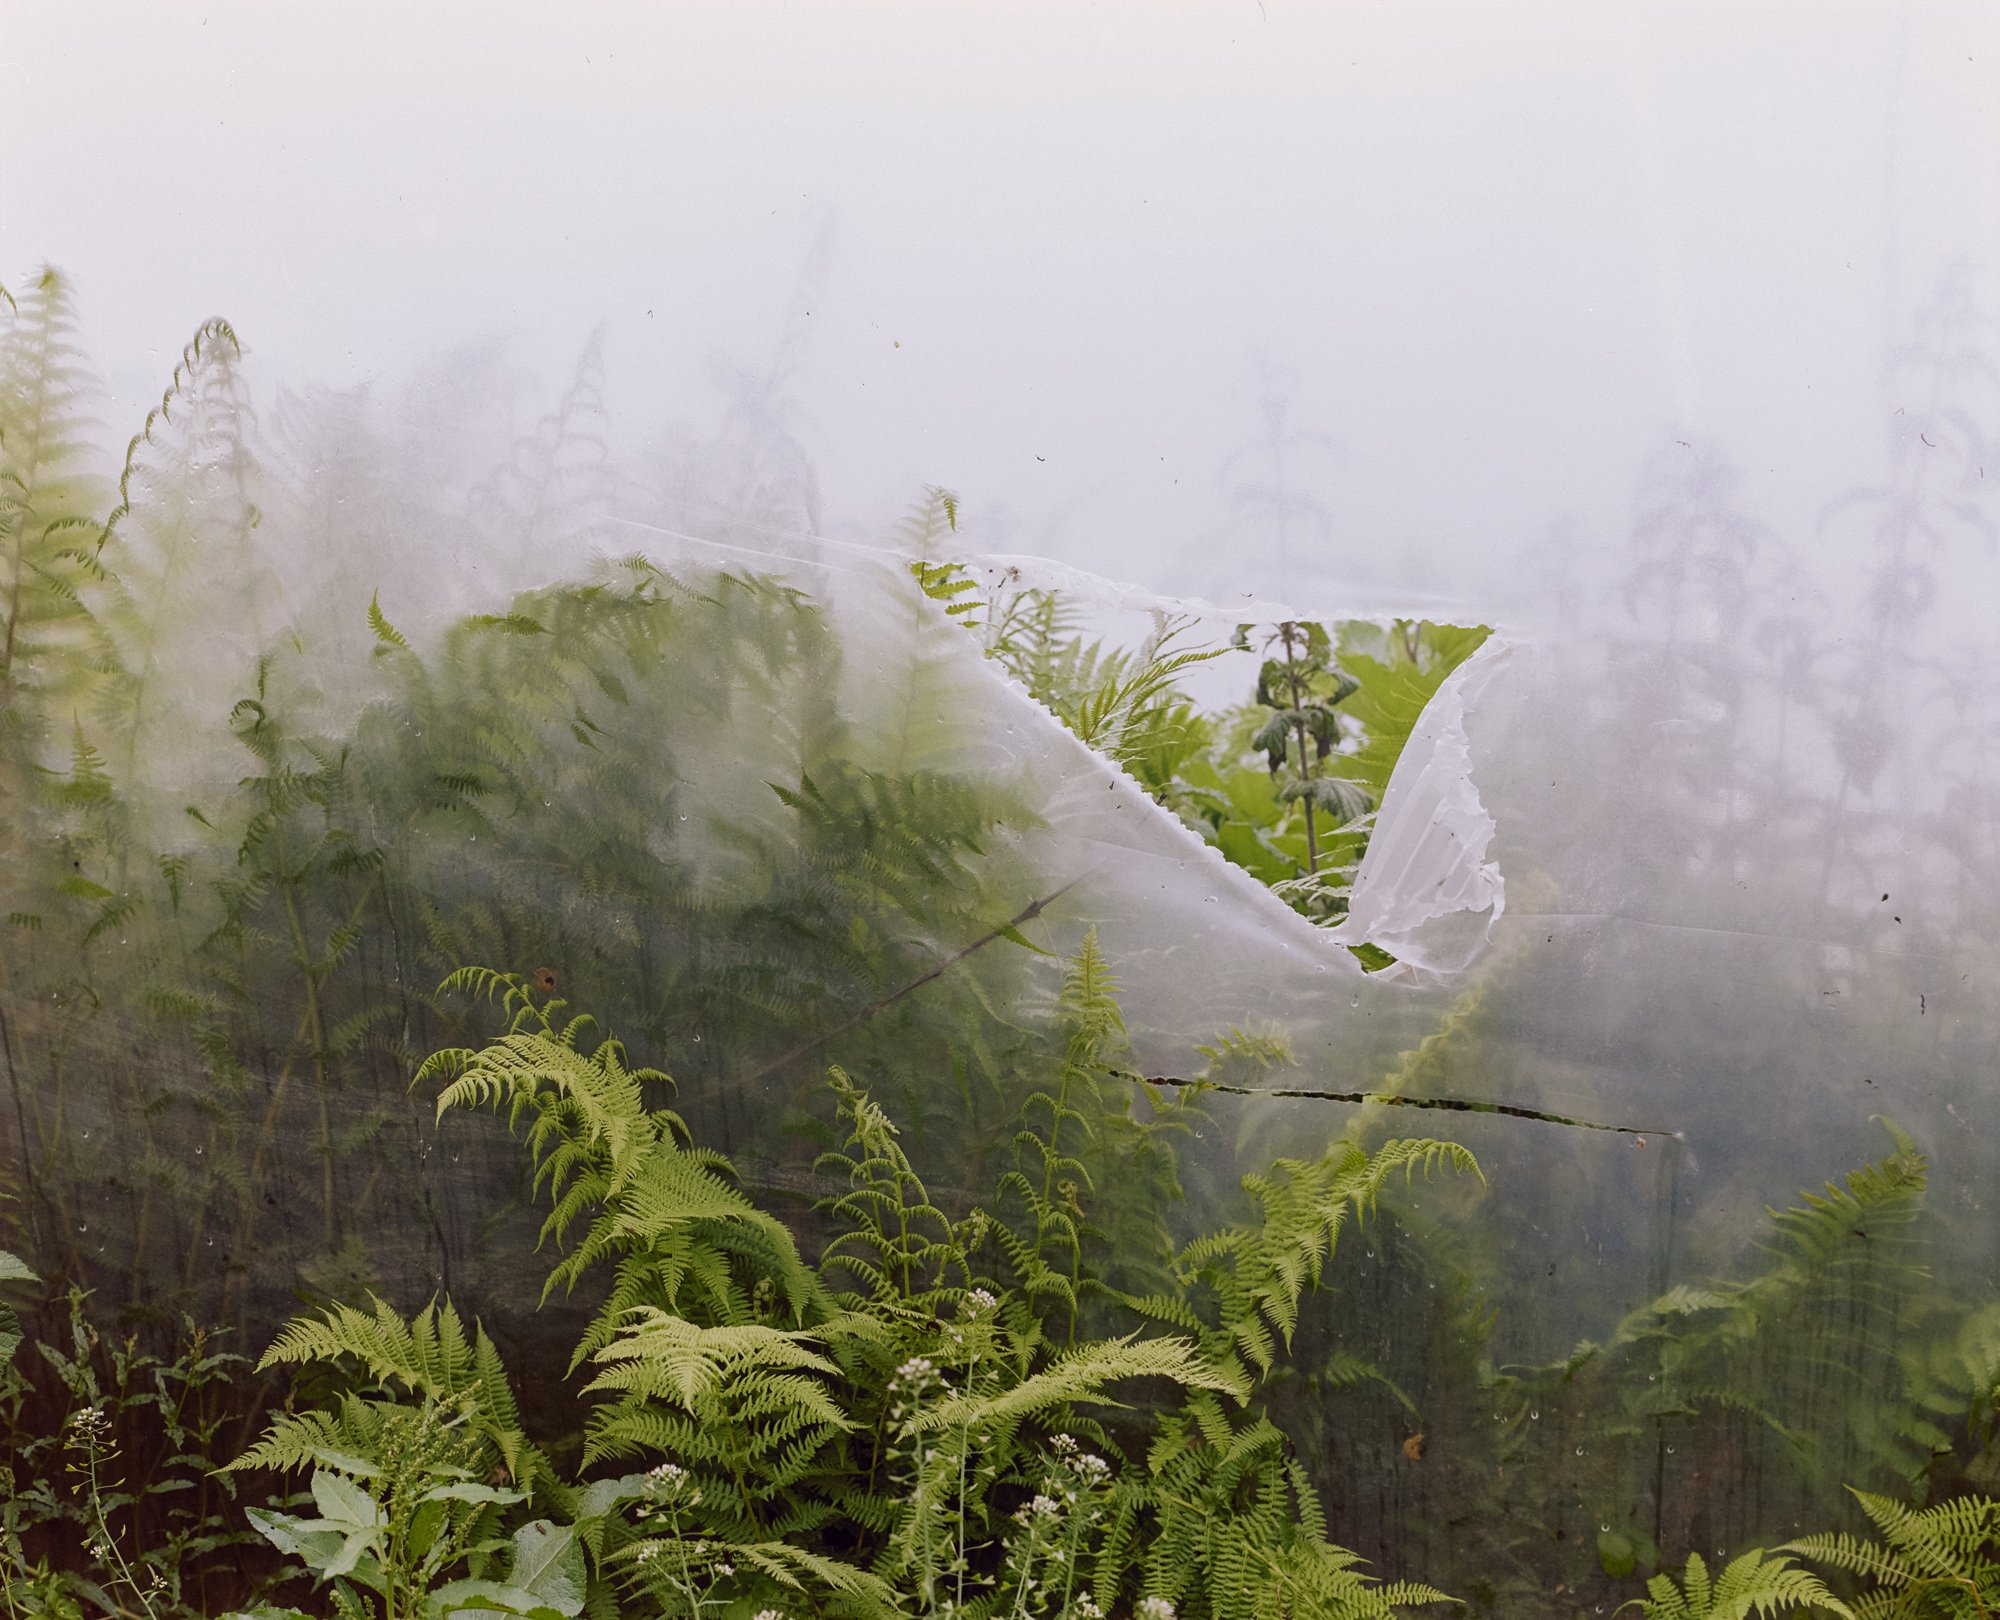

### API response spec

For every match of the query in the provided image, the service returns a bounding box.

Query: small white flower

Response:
[753,1610,787,1620]
[715,1562,735,1578]
[1076,1596,1103,1619]
[1050,1433,1078,1455]
[1138,1598,1177,1620]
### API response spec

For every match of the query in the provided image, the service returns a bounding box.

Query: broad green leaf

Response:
[243,1507,345,1568]
[427,1578,566,1620]
[575,1472,652,1518]
[503,1520,586,1616]
[311,1467,384,1531]
[419,1480,528,1506]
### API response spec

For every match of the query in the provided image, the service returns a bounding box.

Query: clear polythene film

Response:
[4,8,2000,1619]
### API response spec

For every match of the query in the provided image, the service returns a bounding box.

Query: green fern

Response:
[1144,1395,1454,1620]
[0,266,103,745]
[1786,1490,2000,1619]
[231,1296,546,1494]
[998,928,1129,1339]
[1148,1135,1479,1388]
[582,1310,855,1537]
[1633,1549,1856,1620]
[423,969,821,1362]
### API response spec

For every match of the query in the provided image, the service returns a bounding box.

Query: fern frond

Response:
[912,1334,1243,1433]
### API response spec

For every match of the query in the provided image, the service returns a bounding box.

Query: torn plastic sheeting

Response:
[1328,637,1512,978]
[604,516,1511,982]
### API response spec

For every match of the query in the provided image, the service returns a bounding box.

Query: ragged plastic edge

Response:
[957,550,1498,633]
[1326,639,1513,980]
[606,511,1513,979]
[896,561,1515,983]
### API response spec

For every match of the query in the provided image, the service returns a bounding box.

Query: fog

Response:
[11,10,2000,1611]
[8,2,1997,627]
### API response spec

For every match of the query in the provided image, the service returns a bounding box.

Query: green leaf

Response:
[501,1521,586,1617]
[427,1580,566,1620]
[243,1506,345,1569]
[309,1446,384,1480]
[574,1472,651,1519]
[368,591,410,651]
[418,1481,528,1506]
[994,922,1053,955]
[321,1526,378,1580]
[310,1467,384,1532]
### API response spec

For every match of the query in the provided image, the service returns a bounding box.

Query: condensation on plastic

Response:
[5,313,1998,1615]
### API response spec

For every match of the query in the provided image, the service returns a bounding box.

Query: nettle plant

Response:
[224,944,1475,1620]
[906,535,1489,943]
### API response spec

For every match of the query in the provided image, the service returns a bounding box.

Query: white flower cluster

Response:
[893,1355,938,1386]
[1138,1598,1178,1620]
[752,1609,787,1620]
[1014,1493,1063,1527]
[641,1461,701,1509]
[1049,1433,1111,1487]
[963,1287,998,1314]
[889,1354,951,1423]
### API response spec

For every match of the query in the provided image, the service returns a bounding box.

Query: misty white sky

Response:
[5,2,1998,625]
